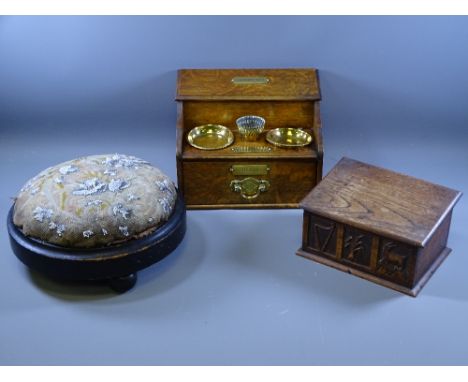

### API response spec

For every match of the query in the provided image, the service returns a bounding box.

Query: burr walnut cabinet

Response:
[297,157,462,296]
[175,68,323,209]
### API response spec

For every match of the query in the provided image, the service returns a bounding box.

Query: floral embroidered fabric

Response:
[13,154,177,248]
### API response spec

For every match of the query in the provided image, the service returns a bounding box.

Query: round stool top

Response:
[13,154,177,248]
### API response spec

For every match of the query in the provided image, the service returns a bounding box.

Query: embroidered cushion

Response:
[13,154,177,248]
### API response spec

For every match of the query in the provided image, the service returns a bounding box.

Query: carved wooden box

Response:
[176,68,323,209]
[297,157,462,296]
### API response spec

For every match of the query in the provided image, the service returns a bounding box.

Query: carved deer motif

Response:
[378,241,408,276]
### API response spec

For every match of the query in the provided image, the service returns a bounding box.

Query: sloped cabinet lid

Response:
[176,68,320,101]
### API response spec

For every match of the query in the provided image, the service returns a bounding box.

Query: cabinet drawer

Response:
[182,160,317,208]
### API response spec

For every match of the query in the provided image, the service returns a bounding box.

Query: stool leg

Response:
[109,273,137,293]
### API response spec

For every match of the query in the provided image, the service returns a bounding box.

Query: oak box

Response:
[297,157,462,296]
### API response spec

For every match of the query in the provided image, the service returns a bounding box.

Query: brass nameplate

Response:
[231,76,270,85]
[230,164,269,176]
[231,146,272,153]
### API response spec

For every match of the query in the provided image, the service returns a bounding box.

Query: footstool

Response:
[7,153,186,292]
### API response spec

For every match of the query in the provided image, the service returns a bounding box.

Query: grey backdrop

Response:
[0,16,467,365]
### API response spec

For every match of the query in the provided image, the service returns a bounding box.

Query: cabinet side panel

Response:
[414,211,452,283]
[176,102,185,193]
[302,211,310,250]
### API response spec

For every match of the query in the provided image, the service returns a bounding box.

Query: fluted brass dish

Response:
[236,115,266,141]
[187,124,234,150]
[265,128,313,148]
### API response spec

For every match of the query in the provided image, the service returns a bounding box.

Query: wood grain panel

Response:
[414,211,452,283]
[300,157,462,247]
[177,68,320,100]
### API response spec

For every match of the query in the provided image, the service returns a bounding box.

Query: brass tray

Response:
[187,124,234,150]
[265,128,313,147]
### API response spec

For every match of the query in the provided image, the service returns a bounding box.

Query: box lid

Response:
[300,157,462,247]
[176,68,320,101]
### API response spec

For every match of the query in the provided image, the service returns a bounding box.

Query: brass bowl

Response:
[265,128,313,147]
[187,124,234,150]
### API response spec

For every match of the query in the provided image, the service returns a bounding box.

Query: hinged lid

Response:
[300,157,462,247]
[176,68,320,101]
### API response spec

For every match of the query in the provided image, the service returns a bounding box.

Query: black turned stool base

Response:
[7,194,186,294]
[109,273,138,293]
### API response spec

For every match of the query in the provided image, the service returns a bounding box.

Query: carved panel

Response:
[341,226,372,267]
[308,215,337,257]
[376,239,413,284]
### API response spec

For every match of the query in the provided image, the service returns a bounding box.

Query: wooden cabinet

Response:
[176,68,323,209]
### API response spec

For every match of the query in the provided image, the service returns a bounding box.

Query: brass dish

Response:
[265,128,313,148]
[236,115,266,141]
[187,124,234,150]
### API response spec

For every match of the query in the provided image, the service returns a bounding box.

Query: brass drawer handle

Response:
[230,177,270,200]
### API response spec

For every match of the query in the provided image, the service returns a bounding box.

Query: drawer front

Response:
[182,160,317,207]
